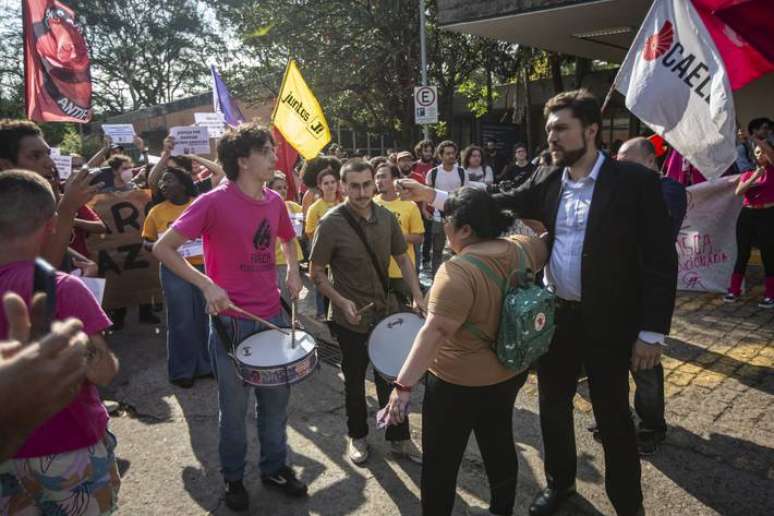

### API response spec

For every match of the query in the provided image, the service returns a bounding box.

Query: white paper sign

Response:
[169,126,211,156]
[102,124,136,144]
[194,112,226,138]
[79,277,107,304]
[290,212,304,238]
[676,177,743,293]
[52,153,73,181]
[178,238,204,259]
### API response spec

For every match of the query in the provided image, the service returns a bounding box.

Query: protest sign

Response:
[50,148,73,180]
[169,126,211,156]
[86,189,162,309]
[194,112,226,138]
[102,124,136,144]
[77,276,107,304]
[676,177,743,293]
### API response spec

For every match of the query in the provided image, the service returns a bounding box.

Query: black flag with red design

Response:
[23,0,92,123]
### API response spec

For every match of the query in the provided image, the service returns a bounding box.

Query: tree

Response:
[69,0,226,113]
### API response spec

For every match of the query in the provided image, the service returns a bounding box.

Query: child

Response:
[0,170,120,515]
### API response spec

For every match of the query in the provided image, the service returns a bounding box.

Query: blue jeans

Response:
[160,264,211,381]
[209,313,291,481]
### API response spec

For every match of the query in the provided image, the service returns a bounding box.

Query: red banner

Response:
[23,0,92,123]
[272,126,300,201]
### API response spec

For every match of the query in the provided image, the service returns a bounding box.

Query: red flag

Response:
[272,126,300,202]
[691,0,774,90]
[23,0,92,123]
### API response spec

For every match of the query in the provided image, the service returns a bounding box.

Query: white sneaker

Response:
[390,440,422,464]
[348,437,369,465]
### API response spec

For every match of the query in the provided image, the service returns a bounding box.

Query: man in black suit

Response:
[392,90,677,516]
[498,90,677,516]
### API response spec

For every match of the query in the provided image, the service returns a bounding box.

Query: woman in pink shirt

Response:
[725,143,774,307]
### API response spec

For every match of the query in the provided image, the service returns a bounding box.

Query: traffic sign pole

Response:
[419,0,429,140]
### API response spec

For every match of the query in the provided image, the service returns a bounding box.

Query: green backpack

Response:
[456,242,556,373]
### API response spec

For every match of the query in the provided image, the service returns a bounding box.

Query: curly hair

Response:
[107,154,133,171]
[217,122,274,180]
[161,167,198,198]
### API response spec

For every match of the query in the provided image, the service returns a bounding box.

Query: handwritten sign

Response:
[194,112,226,138]
[49,148,73,180]
[102,124,136,144]
[87,189,162,309]
[676,177,743,292]
[169,126,211,156]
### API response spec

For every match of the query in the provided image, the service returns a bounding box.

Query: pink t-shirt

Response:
[741,165,774,207]
[172,182,294,319]
[0,260,112,458]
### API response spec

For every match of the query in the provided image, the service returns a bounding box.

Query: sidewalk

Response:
[103,283,774,515]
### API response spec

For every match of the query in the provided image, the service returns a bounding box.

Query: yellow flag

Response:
[271,60,331,159]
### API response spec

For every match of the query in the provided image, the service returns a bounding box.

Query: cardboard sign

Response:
[102,124,136,144]
[49,147,73,180]
[194,112,226,138]
[169,126,211,156]
[86,189,162,309]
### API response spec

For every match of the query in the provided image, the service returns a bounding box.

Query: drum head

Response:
[235,329,316,367]
[368,312,424,380]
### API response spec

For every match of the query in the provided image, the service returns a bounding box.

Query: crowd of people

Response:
[0,89,771,516]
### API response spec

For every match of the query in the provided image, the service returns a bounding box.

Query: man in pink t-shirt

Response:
[153,122,306,510]
[0,170,120,514]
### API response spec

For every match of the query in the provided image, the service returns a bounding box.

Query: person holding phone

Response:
[0,170,120,514]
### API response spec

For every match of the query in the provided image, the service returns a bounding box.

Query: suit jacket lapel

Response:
[584,158,617,250]
[543,167,563,231]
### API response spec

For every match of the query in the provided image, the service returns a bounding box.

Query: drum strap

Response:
[340,208,389,296]
[211,315,237,354]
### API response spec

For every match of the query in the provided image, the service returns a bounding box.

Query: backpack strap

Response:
[453,254,505,343]
[506,240,535,289]
[457,166,465,186]
[429,167,437,188]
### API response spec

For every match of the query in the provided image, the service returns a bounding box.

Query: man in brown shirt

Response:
[310,159,425,466]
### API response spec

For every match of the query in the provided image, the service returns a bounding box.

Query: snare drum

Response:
[233,329,318,387]
[368,312,424,380]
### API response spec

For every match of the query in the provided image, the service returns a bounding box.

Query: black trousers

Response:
[733,206,774,275]
[537,302,642,516]
[330,323,410,441]
[422,372,527,516]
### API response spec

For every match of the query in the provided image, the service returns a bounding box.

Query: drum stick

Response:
[229,305,290,335]
[291,301,297,349]
[356,302,375,315]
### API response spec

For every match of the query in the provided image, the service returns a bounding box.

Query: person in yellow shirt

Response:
[305,167,341,319]
[142,167,210,388]
[373,162,425,308]
[268,173,304,302]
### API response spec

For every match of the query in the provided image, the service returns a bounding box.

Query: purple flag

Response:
[211,65,245,128]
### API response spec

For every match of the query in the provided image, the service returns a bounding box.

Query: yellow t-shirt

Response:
[373,195,424,278]
[275,201,304,265]
[305,198,339,238]
[142,199,203,265]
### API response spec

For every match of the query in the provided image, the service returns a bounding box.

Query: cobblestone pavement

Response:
[103,281,773,515]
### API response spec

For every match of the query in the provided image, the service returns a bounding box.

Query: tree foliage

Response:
[69,0,226,113]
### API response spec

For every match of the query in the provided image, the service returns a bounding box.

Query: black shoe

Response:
[171,378,194,389]
[224,480,249,511]
[529,485,576,516]
[637,430,666,456]
[261,466,308,497]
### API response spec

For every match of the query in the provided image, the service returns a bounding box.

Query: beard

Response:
[551,137,588,167]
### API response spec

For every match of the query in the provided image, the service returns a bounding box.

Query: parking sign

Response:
[414,86,438,124]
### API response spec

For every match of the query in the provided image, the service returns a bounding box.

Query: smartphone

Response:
[33,257,57,331]
[89,167,115,191]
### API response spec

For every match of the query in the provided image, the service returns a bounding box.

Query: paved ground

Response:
[102,275,774,515]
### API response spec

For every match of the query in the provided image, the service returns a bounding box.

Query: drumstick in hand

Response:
[356,302,375,315]
[229,305,290,335]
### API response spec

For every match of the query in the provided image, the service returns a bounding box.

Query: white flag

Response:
[614,0,736,178]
